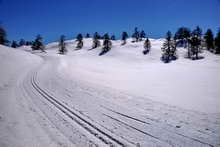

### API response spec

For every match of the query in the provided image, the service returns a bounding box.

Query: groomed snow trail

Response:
[22,55,219,147]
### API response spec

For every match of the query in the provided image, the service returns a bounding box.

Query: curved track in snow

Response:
[18,53,220,147]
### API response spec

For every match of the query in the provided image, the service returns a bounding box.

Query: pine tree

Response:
[92,32,101,49]
[204,29,214,51]
[19,39,26,46]
[140,30,146,41]
[188,35,201,59]
[25,41,32,46]
[31,35,45,52]
[0,26,7,45]
[192,26,202,38]
[215,29,220,54]
[111,35,116,40]
[11,41,18,48]
[121,32,128,45]
[174,27,191,47]
[99,33,112,56]
[161,31,177,63]
[143,37,151,54]
[76,33,83,49]
[86,33,90,38]
[132,27,139,42]
[59,35,67,54]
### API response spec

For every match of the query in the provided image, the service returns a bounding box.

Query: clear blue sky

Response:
[0,0,220,43]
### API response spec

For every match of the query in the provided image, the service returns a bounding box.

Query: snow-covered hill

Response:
[45,38,220,113]
[1,39,220,147]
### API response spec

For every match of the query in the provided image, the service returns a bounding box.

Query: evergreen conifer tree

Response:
[86,33,90,38]
[19,39,26,46]
[132,27,139,42]
[161,31,177,63]
[11,41,18,48]
[111,35,116,40]
[188,34,201,59]
[0,26,7,45]
[59,35,67,54]
[192,26,202,38]
[174,27,191,47]
[143,37,151,54]
[215,29,220,54]
[121,32,128,45]
[140,30,146,41]
[92,32,101,49]
[99,33,112,56]
[204,29,214,51]
[31,35,45,52]
[76,34,83,49]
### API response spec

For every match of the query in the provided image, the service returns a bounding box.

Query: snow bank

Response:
[0,45,41,87]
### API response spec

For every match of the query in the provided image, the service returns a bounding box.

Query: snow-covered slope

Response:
[1,38,220,147]
[46,38,220,113]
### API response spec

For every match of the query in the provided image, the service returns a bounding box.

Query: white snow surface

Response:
[0,39,220,147]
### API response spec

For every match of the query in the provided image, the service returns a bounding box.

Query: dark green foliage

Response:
[140,30,146,41]
[86,33,90,38]
[121,32,128,45]
[19,39,26,46]
[0,26,7,45]
[31,35,45,51]
[204,29,214,50]
[188,35,201,59]
[92,32,101,49]
[111,35,116,40]
[132,27,139,42]
[99,33,112,56]
[192,26,202,38]
[76,34,83,49]
[103,33,110,40]
[161,31,177,63]
[11,41,18,48]
[174,27,191,47]
[215,29,220,54]
[59,35,66,54]
[25,41,32,46]
[143,38,151,55]
[94,32,101,40]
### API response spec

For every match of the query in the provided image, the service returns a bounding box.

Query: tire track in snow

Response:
[31,72,128,147]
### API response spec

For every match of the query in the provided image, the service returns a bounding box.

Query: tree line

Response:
[0,25,220,60]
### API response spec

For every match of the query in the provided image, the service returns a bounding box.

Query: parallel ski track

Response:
[102,107,215,147]
[30,71,126,147]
